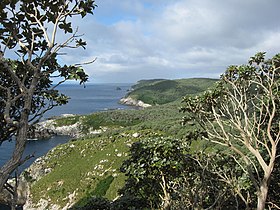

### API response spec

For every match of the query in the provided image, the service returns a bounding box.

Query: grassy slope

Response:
[127,78,218,105]
[28,78,217,207]
[30,134,132,206]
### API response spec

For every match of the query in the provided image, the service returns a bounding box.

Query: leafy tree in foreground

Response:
[0,0,96,198]
[120,137,189,209]
[120,136,249,209]
[181,52,280,210]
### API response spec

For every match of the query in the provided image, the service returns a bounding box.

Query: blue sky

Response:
[10,0,280,83]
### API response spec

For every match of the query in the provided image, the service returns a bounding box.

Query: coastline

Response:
[29,95,151,140]
[28,118,81,140]
[119,96,151,108]
[1,83,138,208]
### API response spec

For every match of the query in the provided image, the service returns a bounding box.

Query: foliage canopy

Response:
[0,0,96,198]
[181,52,280,210]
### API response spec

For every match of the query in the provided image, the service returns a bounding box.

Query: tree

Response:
[181,52,280,210]
[0,0,96,199]
[120,137,190,209]
[120,136,248,209]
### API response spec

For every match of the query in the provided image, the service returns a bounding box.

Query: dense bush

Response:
[70,197,111,210]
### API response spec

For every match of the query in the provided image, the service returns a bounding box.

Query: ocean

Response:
[0,83,133,171]
[44,83,133,118]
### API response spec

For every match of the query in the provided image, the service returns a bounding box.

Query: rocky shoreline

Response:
[119,96,151,108]
[28,116,81,140]
[3,87,153,208]
[28,96,152,140]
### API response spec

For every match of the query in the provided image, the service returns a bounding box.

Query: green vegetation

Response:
[126,78,218,105]
[54,104,204,139]
[31,134,130,206]
[28,78,214,208]
[54,116,80,127]
[0,0,95,196]
[27,64,279,210]
[73,175,114,208]
[181,53,280,209]
[120,137,190,209]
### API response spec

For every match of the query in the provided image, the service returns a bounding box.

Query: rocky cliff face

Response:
[21,156,51,210]
[119,96,151,108]
[22,151,76,209]
[23,158,58,209]
[28,124,56,139]
[28,117,82,140]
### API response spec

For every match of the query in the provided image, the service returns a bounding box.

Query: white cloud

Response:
[58,0,280,83]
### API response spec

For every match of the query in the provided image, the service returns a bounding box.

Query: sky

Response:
[52,0,280,83]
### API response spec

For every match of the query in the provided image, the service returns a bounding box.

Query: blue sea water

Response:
[0,83,132,171]
[44,83,133,118]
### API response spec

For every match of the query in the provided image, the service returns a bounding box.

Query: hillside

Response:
[23,78,216,209]
[123,78,218,105]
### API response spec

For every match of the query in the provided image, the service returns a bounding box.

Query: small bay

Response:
[0,83,132,171]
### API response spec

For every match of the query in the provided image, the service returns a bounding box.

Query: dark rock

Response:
[28,125,56,140]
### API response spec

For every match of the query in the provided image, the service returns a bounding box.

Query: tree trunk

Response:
[257,177,269,210]
[256,145,276,210]
[160,174,171,210]
[0,71,36,193]
[0,112,29,192]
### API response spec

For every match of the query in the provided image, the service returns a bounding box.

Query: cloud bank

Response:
[62,0,280,83]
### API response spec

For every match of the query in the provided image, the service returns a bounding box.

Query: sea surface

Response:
[0,83,132,172]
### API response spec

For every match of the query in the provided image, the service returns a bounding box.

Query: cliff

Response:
[23,156,73,210]
[119,96,152,108]
[28,116,82,140]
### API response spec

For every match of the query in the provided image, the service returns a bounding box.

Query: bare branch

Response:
[28,4,51,47]
[74,57,97,67]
